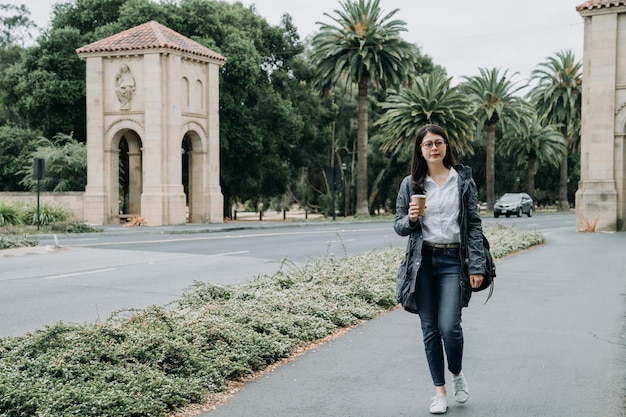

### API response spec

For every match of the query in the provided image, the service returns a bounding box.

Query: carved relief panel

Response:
[115,64,136,110]
[104,57,143,113]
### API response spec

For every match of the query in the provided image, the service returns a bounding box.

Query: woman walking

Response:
[394,124,485,414]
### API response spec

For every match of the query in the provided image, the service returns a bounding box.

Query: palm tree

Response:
[528,50,582,211]
[375,72,477,157]
[498,115,567,201]
[462,68,533,210]
[311,0,419,216]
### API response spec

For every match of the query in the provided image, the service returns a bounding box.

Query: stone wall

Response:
[0,192,85,220]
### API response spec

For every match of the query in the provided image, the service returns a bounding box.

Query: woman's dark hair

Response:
[410,124,457,193]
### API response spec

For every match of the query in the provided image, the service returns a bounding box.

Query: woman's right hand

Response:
[408,201,419,224]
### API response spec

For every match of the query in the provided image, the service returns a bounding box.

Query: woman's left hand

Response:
[470,274,484,289]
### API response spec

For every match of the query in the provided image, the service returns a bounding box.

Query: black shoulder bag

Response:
[473,233,495,303]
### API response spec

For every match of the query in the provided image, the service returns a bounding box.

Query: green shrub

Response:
[0,202,22,226]
[20,202,72,226]
[484,224,544,258]
[46,220,103,233]
[0,235,38,249]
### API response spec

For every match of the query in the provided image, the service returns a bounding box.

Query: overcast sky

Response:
[11,0,585,86]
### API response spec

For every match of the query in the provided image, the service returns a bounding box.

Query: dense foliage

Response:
[0,225,543,417]
[311,0,429,215]
[0,125,41,191]
[462,68,535,209]
[528,50,582,210]
[376,72,477,157]
[18,133,87,192]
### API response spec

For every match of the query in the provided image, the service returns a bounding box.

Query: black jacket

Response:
[393,165,485,312]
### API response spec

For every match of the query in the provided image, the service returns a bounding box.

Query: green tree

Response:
[0,125,41,191]
[498,115,566,201]
[50,0,128,37]
[0,26,86,139]
[19,133,87,192]
[311,0,420,216]
[375,72,477,157]
[462,67,533,209]
[0,3,38,124]
[528,49,582,211]
[204,9,323,215]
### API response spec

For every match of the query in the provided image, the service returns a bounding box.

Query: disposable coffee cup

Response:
[411,194,427,216]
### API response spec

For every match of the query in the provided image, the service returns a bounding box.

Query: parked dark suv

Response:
[493,193,534,218]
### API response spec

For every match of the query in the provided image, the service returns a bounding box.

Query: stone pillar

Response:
[188,150,203,223]
[139,53,165,225]
[127,150,142,215]
[204,62,224,222]
[576,10,620,231]
[83,56,107,225]
[164,54,186,225]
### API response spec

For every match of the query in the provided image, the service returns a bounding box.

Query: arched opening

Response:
[182,135,191,221]
[119,137,130,214]
[182,130,205,223]
[112,129,143,222]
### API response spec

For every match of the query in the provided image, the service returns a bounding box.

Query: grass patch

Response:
[0,225,542,416]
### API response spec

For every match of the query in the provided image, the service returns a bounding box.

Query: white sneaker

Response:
[429,394,448,414]
[452,372,469,403]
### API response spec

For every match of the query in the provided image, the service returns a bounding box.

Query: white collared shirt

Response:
[422,168,461,244]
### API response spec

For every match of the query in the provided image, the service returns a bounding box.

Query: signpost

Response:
[33,158,45,230]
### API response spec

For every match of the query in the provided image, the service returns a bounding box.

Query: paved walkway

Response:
[192,227,626,417]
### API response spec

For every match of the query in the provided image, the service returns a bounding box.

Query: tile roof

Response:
[576,0,626,11]
[76,20,226,63]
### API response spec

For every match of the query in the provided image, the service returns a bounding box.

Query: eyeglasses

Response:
[421,140,446,149]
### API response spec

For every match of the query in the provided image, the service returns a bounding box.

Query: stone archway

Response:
[76,21,226,226]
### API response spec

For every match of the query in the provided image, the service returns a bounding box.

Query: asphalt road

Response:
[0,212,574,338]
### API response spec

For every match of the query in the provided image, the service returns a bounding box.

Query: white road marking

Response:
[45,268,116,280]
[66,227,390,247]
[329,239,356,243]
[207,250,250,256]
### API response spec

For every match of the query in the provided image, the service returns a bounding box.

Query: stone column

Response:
[140,53,167,225]
[83,56,107,225]
[204,62,224,223]
[164,54,186,225]
[127,150,142,215]
[188,149,205,223]
[576,11,619,231]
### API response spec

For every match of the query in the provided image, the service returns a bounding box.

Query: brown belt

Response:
[423,241,460,249]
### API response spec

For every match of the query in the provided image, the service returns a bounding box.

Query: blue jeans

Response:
[415,245,463,386]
